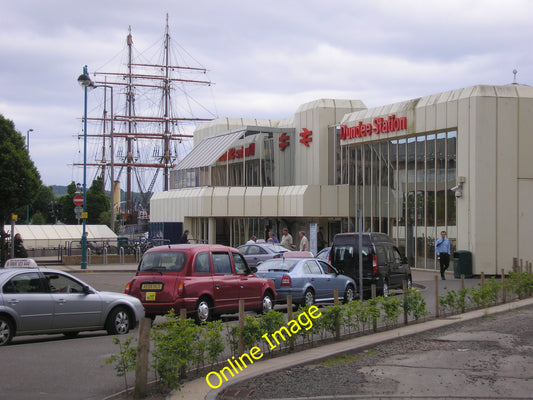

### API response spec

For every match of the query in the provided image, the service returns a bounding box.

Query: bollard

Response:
[238,299,245,356]
[371,284,377,332]
[501,268,506,304]
[180,308,187,320]
[461,275,465,313]
[134,318,151,398]
[481,272,485,289]
[287,295,294,351]
[333,289,340,339]
[403,280,408,326]
[434,275,439,318]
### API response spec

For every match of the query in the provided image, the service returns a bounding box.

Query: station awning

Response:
[176,130,244,170]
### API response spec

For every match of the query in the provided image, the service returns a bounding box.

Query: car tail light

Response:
[281,275,291,286]
[177,282,184,296]
[124,281,131,294]
[372,254,378,275]
[273,254,281,259]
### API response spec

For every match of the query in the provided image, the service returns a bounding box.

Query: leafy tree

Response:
[58,181,79,224]
[0,114,41,266]
[86,177,110,225]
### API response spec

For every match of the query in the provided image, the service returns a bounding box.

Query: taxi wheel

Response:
[195,297,212,324]
[258,291,274,314]
[106,307,131,335]
[0,316,13,346]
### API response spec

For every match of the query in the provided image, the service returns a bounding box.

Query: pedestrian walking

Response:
[435,230,451,280]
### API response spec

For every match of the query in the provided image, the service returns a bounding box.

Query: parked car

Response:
[125,244,277,323]
[329,232,412,297]
[254,256,356,306]
[237,243,290,267]
[316,246,331,261]
[0,259,145,346]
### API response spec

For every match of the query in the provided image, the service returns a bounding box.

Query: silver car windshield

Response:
[139,251,187,272]
[256,259,298,272]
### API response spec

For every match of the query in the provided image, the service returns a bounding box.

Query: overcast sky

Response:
[1,0,531,188]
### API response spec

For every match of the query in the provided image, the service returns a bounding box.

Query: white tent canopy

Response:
[12,225,117,249]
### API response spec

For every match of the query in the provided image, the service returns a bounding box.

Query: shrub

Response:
[151,312,199,390]
[380,296,402,328]
[104,336,137,391]
[403,289,429,321]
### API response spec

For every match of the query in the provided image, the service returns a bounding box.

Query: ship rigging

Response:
[76,15,215,225]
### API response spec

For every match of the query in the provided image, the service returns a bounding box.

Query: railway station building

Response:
[150,84,533,275]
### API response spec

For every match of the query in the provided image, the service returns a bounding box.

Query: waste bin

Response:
[453,250,472,278]
[117,236,129,253]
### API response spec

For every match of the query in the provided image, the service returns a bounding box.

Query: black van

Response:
[329,232,412,297]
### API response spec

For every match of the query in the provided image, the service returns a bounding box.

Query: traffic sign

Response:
[73,195,84,206]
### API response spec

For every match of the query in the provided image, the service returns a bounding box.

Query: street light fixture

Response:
[77,65,94,270]
[26,128,35,224]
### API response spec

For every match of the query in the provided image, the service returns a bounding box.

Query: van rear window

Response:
[139,251,187,272]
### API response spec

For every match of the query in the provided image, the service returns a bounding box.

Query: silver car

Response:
[0,260,145,346]
[237,243,290,267]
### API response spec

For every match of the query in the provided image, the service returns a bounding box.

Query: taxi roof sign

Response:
[4,258,39,269]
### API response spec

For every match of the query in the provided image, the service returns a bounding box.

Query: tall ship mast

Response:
[77,15,214,225]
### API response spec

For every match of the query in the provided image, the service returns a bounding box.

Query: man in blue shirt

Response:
[435,231,451,280]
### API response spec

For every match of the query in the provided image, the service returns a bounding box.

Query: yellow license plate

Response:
[141,283,163,291]
[145,292,156,301]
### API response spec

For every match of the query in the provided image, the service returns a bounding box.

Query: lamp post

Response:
[77,66,95,270]
[26,128,34,224]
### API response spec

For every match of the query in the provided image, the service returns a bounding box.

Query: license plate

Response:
[145,292,156,301]
[140,282,163,291]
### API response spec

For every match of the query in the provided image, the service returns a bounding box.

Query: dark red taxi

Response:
[125,244,276,323]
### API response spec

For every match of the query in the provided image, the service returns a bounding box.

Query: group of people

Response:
[247,226,327,252]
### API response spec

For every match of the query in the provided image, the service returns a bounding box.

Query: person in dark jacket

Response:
[14,233,28,258]
[178,230,190,244]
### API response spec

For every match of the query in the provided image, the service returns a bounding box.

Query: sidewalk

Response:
[171,297,533,400]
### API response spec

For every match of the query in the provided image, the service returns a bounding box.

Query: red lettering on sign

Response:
[218,143,256,162]
[340,115,407,141]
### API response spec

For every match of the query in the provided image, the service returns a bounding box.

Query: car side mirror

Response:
[402,257,408,264]
[82,285,92,295]
[250,266,258,273]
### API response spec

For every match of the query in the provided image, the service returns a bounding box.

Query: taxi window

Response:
[139,251,187,272]
[232,252,249,275]
[3,272,45,294]
[44,272,84,293]
[212,252,233,275]
[194,252,211,274]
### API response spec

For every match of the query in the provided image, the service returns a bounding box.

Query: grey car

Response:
[0,260,145,346]
[255,257,357,306]
[237,243,290,267]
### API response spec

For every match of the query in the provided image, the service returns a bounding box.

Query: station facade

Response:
[150,84,533,275]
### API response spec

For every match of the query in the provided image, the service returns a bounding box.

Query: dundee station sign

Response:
[340,114,407,141]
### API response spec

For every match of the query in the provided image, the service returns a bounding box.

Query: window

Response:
[304,261,322,275]
[232,252,249,275]
[213,252,233,274]
[43,272,84,293]
[3,272,44,293]
[139,251,187,272]
[194,252,211,274]
[318,260,335,274]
